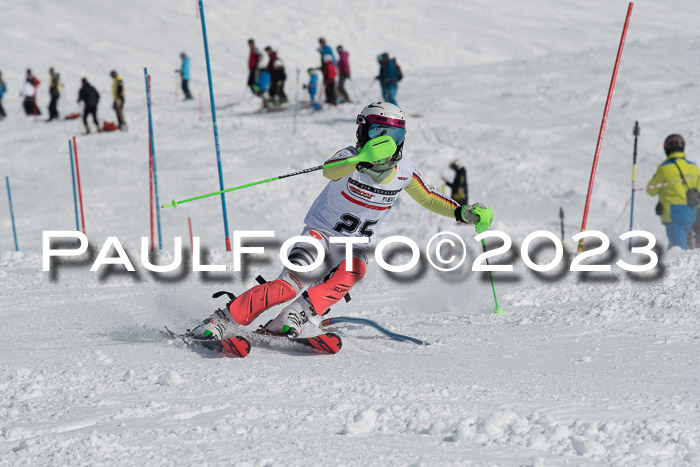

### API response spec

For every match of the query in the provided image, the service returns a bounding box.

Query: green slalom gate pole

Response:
[162,135,396,209]
[470,205,502,315]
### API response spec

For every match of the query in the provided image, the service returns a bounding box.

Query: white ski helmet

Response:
[356,102,406,166]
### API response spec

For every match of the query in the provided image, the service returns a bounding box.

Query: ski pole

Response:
[629,120,639,250]
[559,206,565,251]
[162,135,396,208]
[319,317,429,345]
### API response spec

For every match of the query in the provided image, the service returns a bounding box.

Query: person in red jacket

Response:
[264,46,287,106]
[21,69,41,116]
[321,54,337,106]
[336,45,351,103]
[247,39,263,95]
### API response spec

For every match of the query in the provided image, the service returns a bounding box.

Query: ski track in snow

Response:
[1,0,700,465]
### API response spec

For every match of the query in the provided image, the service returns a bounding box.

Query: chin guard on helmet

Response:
[356,102,406,162]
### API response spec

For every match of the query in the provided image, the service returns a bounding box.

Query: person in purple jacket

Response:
[336,45,351,103]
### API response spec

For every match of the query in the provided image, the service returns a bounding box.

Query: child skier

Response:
[190,102,493,340]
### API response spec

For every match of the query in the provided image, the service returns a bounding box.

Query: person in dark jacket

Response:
[78,78,100,134]
[442,159,469,205]
[336,45,351,103]
[247,39,263,95]
[264,46,287,106]
[0,71,6,119]
[376,53,401,106]
[47,67,62,121]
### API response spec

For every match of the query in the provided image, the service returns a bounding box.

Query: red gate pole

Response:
[577,2,634,253]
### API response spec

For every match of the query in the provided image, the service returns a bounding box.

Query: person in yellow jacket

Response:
[109,70,127,130]
[647,134,700,249]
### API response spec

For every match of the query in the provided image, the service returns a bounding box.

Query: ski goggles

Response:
[367,123,406,146]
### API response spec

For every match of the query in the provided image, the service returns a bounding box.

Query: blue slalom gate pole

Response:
[144,69,163,250]
[293,68,300,134]
[198,0,232,251]
[5,176,19,251]
[68,140,80,232]
[629,121,639,250]
[320,316,430,345]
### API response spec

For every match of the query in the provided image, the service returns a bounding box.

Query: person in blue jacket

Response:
[0,71,6,119]
[303,68,321,110]
[317,37,337,68]
[376,53,402,106]
[178,52,193,100]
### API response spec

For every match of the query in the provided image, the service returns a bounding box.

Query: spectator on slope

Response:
[442,159,468,205]
[247,39,263,95]
[178,52,193,100]
[46,67,62,121]
[0,71,6,120]
[336,45,351,103]
[376,53,402,106]
[321,54,337,106]
[303,68,321,111]
[77,78,100,134]
[109,70,127,130]
[317,37,337,68]
[21,69,41,116]
[185,101,493,342]
[647,134,700,250]
[264,46,287,106]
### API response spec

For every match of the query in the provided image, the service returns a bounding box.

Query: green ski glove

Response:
[454,203,493,233]
[353,135,397,164]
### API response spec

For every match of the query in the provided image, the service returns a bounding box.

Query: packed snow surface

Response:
[1,0,699,465]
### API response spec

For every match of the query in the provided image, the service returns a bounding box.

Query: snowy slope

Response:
[2,0,700,465]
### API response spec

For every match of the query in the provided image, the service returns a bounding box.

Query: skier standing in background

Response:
[321,54,337,106]
[442,159,468,205]
[0,71,6,119]
[336,45,351,103]
[188,101,493,341]
[21,69,41,116]
[317,37,337,68]
[376,53,402,106]
[247,39,263,95]
[303,68,321,111]
[47,67,62,121]
[647,134,700,250]
[264,46,287,106]
[110,70,126,130]
[77,78,100,134]
[178,52,193,100]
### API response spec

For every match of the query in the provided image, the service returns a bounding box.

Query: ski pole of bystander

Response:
[628,121,639,251]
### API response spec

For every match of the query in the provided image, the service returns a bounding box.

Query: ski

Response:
[252,330,343,355]
[164,326,251,358]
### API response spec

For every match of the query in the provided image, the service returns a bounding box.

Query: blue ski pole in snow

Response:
[5,176,19,251]
[144,69,163,250]
[68,140,80,232]
[320,316,430,346]
[198,0,232,251]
